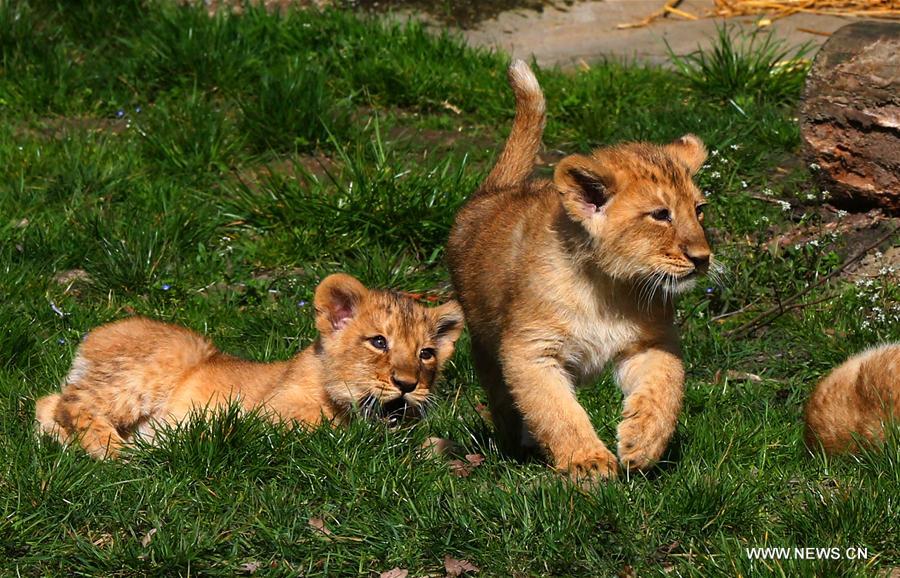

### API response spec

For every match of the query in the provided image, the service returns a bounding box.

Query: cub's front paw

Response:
[616,410,674,471]
[557,447,619,487]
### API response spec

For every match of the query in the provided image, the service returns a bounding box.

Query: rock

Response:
[799,21,900,214]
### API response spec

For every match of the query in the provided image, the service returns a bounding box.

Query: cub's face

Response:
[313,274,464,423]
[555,135,713,296]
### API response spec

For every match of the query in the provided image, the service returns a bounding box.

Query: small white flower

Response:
[836,209,848,218]
[741,180,748,188]
[809,163,820,171]
[730,144,740,150]
[777,200,791,212]
[806,193,816,200]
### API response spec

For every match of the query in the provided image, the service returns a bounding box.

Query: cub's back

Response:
[68,317,218,404]
[446,182,558,331]
[76,317,217,376]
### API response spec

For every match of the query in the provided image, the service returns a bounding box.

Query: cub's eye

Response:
[650,208,672,222]
[419,348,436,361]
[696,204,706,220]
[368,335,388,351]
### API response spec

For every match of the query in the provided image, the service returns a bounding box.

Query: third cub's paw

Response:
[616,411,673,471]
[558,448,619,488]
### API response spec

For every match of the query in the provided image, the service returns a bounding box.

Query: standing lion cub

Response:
[447,61,714,481]
[35,273,463,459]
[804,343,900,455]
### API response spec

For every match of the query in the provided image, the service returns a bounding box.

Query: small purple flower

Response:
[57,338,66,345]
[297,300,308,307]
[161,283,171,291]
[705,287,715,295]
[135,106,142,114]
[116,109,125,119]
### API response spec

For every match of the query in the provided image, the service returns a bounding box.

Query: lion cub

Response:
[35,273,463,459]
[446,61,713,481]
[805,343,900,455]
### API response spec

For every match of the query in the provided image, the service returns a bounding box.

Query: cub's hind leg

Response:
[35,393,69,444]
[51,390,126,459]
[472,338,531,460]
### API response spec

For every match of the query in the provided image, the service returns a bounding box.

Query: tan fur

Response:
[804,343,900,455]
[34,274,463,459]
[446,60,713,482]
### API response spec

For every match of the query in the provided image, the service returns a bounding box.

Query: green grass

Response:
[2,2,899,576]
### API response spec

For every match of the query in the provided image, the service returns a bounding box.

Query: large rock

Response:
[799,21,900,213]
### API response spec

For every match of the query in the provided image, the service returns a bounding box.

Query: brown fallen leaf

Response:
[308,517,333,536]
[464,454,484,467]
[444,555,479,576]
[380,568,409,578]
[448,453,485,477]
[473,402,491,422]
[140,527,157,548]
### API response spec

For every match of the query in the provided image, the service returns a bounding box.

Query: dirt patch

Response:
[232,154,339,193]
[770,208,900,282]
[190,0,576,27]
[771,209,891,250]
[847,244,900,281]
[342,0,575,28]
[17,116,130,140]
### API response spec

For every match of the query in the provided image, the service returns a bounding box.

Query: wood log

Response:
[799,21,900,214]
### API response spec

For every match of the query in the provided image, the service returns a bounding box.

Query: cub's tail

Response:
[480,59,546,193]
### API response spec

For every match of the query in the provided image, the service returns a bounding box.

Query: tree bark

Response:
[799,21,900,214]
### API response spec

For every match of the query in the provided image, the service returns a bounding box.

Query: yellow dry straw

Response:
[619,0,900,29]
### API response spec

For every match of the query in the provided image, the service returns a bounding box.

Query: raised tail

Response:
[480,59,546,193]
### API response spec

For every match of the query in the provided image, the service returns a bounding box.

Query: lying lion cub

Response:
[35,273,463,459]
[805,343,900,455]
[447,60,715,482]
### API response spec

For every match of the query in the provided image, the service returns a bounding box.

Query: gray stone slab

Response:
[462,0,857,67]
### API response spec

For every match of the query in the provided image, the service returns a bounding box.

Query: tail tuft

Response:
[480,59,546,193]
[507,59,544,108]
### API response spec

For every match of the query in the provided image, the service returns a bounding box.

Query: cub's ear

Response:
[554,155,615,221]
[314,273,369,335]
[430,300,465,355]
[665,134,707,174]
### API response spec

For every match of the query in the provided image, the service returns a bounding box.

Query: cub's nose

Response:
[391,373,418,394]
[686,251,710,271]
